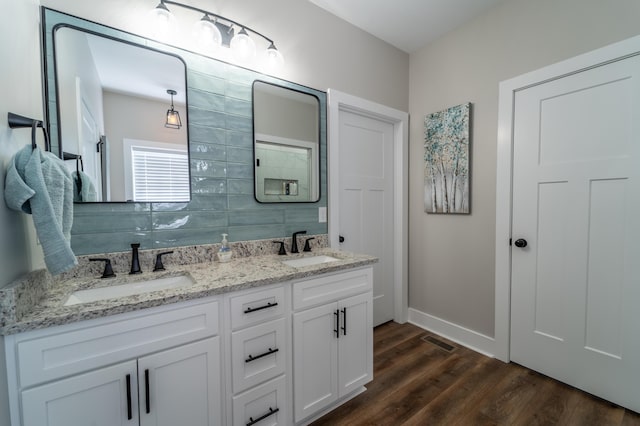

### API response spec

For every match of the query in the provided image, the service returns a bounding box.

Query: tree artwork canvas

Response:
[424,103,471,214]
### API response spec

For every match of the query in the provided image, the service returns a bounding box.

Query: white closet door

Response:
[511,53,640,412]
[338,110,395,326]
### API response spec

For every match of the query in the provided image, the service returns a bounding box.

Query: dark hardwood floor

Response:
[311,321,640,426]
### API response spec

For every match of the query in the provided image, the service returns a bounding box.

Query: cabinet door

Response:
[338,292,373,396]
[139,337,222,426]
[21,360,139,426]
[293,302,339,422]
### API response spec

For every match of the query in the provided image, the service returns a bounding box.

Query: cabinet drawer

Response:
[231,318,286,394]
[15,299,219,388]
[229,286,286,330]
[292,268,373,310]
[232,376,288,426]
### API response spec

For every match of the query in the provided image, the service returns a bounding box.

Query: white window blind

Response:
[131,146,190,202]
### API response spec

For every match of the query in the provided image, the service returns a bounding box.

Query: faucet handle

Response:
[153,251,174,271]
[303,237,315,252]
[89,258,116,278]
[272,241,287,255]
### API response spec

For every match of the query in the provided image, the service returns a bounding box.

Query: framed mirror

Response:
[253,81,320,203]
[51,26,189,202]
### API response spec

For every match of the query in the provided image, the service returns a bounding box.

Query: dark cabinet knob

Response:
[514,239,528,248]
[339,235,345,243]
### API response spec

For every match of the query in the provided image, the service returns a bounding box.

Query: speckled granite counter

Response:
[0,247,377,335]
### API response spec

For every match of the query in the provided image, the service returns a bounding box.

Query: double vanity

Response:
[1,242,376,425]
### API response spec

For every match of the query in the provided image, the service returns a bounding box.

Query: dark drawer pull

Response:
[126,374,132,420]
[245,347,279,363]
[341,307,347,336]
[247,407,279,426]
[244,301,278,314]
[145,369,150,414]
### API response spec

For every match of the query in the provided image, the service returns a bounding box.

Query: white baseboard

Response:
[408,308,496,358]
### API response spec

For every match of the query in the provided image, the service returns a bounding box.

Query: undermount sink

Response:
[64,274,195,306]
[281,255,339,268]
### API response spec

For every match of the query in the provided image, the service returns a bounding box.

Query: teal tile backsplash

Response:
[43,9,328,255]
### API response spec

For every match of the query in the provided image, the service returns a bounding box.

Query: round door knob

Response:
[514,239,528,248]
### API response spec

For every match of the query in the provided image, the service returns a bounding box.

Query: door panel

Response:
[337,293,373,396]
[138,337,221,426]
[21,360,138,426]
[511,54,640,412]
[338,110,394,326]
[292,303,338,422]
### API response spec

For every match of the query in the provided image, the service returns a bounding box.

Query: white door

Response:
[21,360,139,426]
[138,337,222,426]
[511,54,640,412]
[338,110,395,326]
[76,78,102,201]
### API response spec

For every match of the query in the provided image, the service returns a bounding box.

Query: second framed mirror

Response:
[253,81,320,203]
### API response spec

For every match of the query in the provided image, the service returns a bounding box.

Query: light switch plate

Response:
[318,207,327,223]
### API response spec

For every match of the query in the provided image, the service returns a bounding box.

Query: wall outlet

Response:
[318,207,327,223]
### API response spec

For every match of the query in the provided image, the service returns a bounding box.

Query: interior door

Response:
[511,54,640,412]
[75,77,103,201]
[338,110,395,326]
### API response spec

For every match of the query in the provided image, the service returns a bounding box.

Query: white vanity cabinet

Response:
[4,263,375,426]
[226,284,290,426]
[292,268,373,423]
[5,298,222,426]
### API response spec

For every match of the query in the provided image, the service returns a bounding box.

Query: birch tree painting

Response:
[424,103,470,214]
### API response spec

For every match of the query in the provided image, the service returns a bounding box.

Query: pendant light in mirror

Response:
[165,89,182,129]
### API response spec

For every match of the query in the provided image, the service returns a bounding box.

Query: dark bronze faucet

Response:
[130,243,142,274]
[291,231,307,254]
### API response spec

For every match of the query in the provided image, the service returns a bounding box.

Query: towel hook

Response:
[8,112,51,152]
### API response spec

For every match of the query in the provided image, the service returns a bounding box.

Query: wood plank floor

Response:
[311,321,640,426]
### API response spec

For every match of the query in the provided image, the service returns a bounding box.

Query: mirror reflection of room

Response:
[253,81,320,203]
[54,27,189,202]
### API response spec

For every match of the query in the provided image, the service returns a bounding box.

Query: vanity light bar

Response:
[151,0,284,67]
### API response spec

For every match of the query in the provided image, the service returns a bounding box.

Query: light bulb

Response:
[264,42,285,71]
[193,14,222,50]
[149,2,175,40]
[230,28,256,61]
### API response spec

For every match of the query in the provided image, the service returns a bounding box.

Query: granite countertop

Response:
[0,248,377,335]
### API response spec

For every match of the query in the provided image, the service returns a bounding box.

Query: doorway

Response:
[327,90,409,325]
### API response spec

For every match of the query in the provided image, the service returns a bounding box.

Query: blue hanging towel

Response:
[72,170,97,202]
[4,145,77,275]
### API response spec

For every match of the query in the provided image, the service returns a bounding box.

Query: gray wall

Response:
[408,0,640,338]
[0,3,40,426]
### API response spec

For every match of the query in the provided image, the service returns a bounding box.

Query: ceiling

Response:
[86,32,186,104]
[308,0,504,53]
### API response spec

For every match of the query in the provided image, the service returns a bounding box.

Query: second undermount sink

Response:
[64,274,195,306]
[281,255,339,268]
